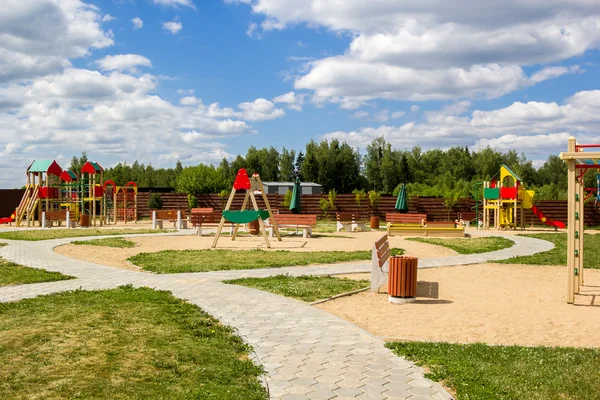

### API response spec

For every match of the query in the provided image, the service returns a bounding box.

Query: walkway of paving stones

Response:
[0,231,554,399]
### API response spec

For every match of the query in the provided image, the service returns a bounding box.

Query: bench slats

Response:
[336,212,367,222]
[377,241,390,259]
[155,210,186,220]
[374,234,388,250]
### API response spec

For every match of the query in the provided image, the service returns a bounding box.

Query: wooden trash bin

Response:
[388,256,418,303]
[79,214,90,228]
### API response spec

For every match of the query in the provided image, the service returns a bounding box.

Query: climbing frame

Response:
[560,137,600,303]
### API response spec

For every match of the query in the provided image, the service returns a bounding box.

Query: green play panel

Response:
[222,210,270,224]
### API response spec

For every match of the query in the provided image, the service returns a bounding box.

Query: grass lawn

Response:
[406,237,514,254]
[72,237,136,248]
[0,286,267,400]
[0,229,168,241]
[224,274,370,302]
[129,248,404,274]
[387,341,600,400]
[497,233,600,269]
[0,258,72,286]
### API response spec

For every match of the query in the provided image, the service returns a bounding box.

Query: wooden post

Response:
[566,137,577,303]
[578,171,585,288]
[212,188,237,248]
[248,189,271,248]
[114,189,117,225]
[231,191,250,240]
[256,176,282,241]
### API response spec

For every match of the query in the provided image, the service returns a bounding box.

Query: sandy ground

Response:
[319,264,600,348]
[53,231,457,271]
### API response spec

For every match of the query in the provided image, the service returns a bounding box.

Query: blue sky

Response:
[1,0,600,188]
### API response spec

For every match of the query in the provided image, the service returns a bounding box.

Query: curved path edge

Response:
[0,231,555,400]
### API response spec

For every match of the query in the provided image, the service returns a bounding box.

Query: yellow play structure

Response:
[482,165,564,230]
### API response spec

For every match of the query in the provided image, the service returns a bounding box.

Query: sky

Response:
[1,0,600,188]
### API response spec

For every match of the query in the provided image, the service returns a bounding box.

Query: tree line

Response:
[67,137,588,201]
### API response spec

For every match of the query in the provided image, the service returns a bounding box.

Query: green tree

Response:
[279,147,296,181]
[364,137,385,191]
[68,152,88,174]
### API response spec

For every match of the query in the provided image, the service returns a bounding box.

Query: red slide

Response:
[0,211,16,224]
[531,205,565,229]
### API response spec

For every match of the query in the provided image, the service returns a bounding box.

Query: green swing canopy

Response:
[222,210,270,224]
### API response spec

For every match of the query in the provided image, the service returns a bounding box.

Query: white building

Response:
[261,182,323,195]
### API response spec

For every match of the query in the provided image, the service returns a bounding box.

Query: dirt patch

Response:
[54,231,457,271]
[317,263,600,348]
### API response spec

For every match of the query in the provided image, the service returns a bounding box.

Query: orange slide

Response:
[531,205,565,229]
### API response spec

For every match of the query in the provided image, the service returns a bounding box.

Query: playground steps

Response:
[387,223,465,237]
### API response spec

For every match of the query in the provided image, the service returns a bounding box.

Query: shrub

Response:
[368,190,382,215]
[148,193,163,210]
[352,189,367,207]
[319,198,332,219]
[187,194,198,210]
[282,190,293,207]
[328,189,337,210]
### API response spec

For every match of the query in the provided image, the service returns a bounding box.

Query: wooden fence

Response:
[2,189,599,226]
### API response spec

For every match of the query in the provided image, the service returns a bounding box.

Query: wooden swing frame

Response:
[212,173,282,248]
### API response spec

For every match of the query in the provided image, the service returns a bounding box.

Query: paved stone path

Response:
[0,231,554,399]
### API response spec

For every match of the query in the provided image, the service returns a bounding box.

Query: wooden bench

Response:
[458,211,477,227]
[265,214,317,238]
[387,224,428,236]
[191,208,213,214]
[42,210,67,228]
[336,212,368,232]
[190,212,235,236]
[385,213,427,226]
[425,221,456,229]
[371,234,391,293]
[153,209,187,229]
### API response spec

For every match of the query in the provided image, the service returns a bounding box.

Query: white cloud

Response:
[177,88,195,95]
[273,91,304,111]
[0,65,286,187]
[410,105,420,113]
[230,1,600,105]
[153,0,195,9]
[180,96,201,106]
[246,23,260,38]
[131,17,143,29]
[391,111,405,119]
[0,0,113,83]
[321,90,600,160]
[351,111,369,119]
[163,21,183,35]
[102,14,116,22]
[238,98,285,121]
[374,110,390,122]
[95,54,152,72]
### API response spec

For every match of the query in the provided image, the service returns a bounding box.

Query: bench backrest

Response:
[458,211,477,221]
[336,212,366,222]
[191,208,213,214]
[155,209,186,220]
[190,212,223,225]
[45,210,67,220]
[386,213,426,223]
[373,234,390,268]
[273,214,317,226]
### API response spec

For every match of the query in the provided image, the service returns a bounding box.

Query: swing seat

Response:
[222,210,270,224]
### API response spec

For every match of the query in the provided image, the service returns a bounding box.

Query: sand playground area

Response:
[53,229,600,349]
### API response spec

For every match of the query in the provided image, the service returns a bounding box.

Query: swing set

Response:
[212,169,282,248]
